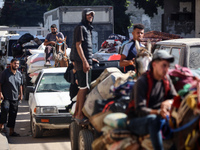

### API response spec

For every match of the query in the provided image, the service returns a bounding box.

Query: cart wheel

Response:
[70,121,82,150]
[79,129,94,150]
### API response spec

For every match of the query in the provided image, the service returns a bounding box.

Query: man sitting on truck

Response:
[44,24,64,66]
[120,24,145,72]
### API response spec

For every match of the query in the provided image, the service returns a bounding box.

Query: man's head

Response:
[151,50,174,79]
[132,24,145,42]
[50,24,57,34]
[82,9,95,25]
[10,58,19,70]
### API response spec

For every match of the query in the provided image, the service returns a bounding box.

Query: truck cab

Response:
[153,38,200,69]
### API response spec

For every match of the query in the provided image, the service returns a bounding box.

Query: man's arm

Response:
[44,39,56,46]
[76,41,90,73]
[0,83,4,100]
[19,85,23,101]
[119,54,135,67]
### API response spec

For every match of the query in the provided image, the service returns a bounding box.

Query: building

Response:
[163,0,200,38]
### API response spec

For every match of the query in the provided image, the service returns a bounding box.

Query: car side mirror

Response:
[26,86,35,93]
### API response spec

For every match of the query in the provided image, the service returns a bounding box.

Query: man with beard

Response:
[120,24,145,72]
[0,58,23,136]
[70,9,95,124]
[44,24,64,66]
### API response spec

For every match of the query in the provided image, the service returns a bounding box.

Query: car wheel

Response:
[79,129,94,150]
[31,115,43,138]
[70,121,82,150]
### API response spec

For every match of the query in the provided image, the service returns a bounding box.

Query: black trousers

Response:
[0,99,19,128]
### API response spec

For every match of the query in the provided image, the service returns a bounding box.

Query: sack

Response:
[64,63,75,84]
[18,33,34,45]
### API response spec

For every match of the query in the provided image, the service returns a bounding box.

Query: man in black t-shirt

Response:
[128,50,177,150]
[70,9,95,124]
[0,58,23,136]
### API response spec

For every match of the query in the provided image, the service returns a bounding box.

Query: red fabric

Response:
[108,54,121,61]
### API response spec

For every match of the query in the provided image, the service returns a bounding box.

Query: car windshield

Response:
[189,46,200,69]
[36,73,70,92]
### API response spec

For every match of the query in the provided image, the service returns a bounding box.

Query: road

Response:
[6,100,71,150]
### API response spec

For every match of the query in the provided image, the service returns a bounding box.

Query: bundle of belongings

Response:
[162,65,200,150]
[11,33,42,58]
[72,65,200,150]
[71,67,145,150]
[26,41,70,83]
[92,34,128,61]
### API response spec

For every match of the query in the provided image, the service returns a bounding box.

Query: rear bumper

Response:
[34,114,72,129]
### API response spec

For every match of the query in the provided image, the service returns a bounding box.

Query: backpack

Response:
[64,63,75,84]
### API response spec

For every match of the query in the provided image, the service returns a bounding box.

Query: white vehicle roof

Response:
[40,67,67,74]
[156,38,200,46]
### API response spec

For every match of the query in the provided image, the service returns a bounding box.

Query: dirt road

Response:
[6,100,71,150]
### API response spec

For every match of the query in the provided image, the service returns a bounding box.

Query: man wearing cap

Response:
[44,24,64,66]
[127,50,177,150]
[70,8,95,124]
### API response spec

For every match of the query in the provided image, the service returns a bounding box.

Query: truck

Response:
[43,6,114,53]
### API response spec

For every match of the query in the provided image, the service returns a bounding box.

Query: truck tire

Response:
[70,121,82,150]
[79,129,94,150]
[31,115,43,138]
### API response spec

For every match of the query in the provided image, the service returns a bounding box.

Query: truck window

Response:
[170,47,181,67]
[160,46,171,53]
[189,46,200,69]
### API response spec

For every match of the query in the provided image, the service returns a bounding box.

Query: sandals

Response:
[0,128,7,133]
[44,61,51,67]
[9,132,20,137]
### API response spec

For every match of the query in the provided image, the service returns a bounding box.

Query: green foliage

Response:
[0,0,48,26]
[37,0,131,36]
[134,0,164,17]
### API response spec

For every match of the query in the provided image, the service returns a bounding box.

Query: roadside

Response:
[1,100,71,150]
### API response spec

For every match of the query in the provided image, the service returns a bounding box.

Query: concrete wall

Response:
[195,0,200,37]
[126,0,164,37]
[163,0,195,37]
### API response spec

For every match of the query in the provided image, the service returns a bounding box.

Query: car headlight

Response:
[35,106,58,115]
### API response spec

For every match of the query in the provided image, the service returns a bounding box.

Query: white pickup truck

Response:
[27,67,72,138]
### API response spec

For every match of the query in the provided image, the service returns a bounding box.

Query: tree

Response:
[134,0,164,17]
[0,0,48,26]
[37,0,131,36]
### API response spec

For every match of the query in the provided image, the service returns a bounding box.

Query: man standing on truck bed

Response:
[70,8,95,124]
[0,58,23,136]
[44,24,64,66]
[120,24,145,72]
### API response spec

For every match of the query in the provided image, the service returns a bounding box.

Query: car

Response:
[153,38,200,69]
[27,67,72,138]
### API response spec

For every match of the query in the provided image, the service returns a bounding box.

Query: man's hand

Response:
[0,92,4,101]
[160,100,173,119]
[92,58,99,63]
[83,61,90,73]
[18,95,23,101]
